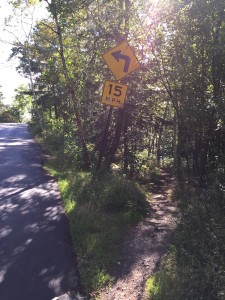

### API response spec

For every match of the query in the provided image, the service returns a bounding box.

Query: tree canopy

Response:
[7,0,225,178]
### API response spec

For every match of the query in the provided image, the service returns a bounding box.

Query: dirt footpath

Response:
[99,174,179,300]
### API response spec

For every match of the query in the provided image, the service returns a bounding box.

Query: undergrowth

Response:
[43,156,147,298]
[29,123,147,297]
[146,169,225,300]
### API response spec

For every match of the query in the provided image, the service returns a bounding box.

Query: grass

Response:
[44,156,147,298]
[30,123,225,299]
[146,173,225,300]
[71,206,126,296]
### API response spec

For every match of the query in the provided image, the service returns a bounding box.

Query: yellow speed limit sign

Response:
[101,80,128,108]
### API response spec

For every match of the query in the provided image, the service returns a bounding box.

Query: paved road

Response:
[0,124,82,300]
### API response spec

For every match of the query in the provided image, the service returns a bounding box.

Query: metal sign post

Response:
[97,40,140,170]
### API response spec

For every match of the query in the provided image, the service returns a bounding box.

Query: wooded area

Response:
[2,0,225,299]
[6,0,225,180]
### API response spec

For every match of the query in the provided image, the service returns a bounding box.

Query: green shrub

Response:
[137,154,161,184]
[146,275,160,297]
[43,129,64,153]
[28,121,42,136]
[78,172,147,214]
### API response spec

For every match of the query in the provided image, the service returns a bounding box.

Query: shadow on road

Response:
[0,124,82,300]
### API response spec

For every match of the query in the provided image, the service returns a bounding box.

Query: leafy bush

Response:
[78,172,147,215]
[43,128,64,153]
[28,121,42,136]
[137,154,161,184]
[0,105,21,123]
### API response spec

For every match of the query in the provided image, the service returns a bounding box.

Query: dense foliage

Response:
[9,0,225,179]
[146,169,225,300]
[0,86,22,122]
[0,85,30,123]
[6,0,225,298]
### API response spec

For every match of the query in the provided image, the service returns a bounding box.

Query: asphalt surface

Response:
[0,123,82,300]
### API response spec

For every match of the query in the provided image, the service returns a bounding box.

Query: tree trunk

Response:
[52,10,91,169]
[103,109,125,170]
[96,106,113,171]
[123,110,129,174]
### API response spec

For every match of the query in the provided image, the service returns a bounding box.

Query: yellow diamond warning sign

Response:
[101,81,128,108]
[103,41,140,80]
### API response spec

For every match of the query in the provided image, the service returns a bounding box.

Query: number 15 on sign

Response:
[101,81,128,108]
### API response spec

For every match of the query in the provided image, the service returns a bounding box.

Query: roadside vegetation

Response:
[31,124,147,296]
[0,84,32,123]
[146,167,225,300]
[4,0,225,299]
[0,90,20,123]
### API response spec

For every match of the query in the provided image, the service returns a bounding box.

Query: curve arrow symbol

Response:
[111,50,130,73]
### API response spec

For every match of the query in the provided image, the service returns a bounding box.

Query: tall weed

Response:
[146,176,225,300]
[78,172,147,215]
